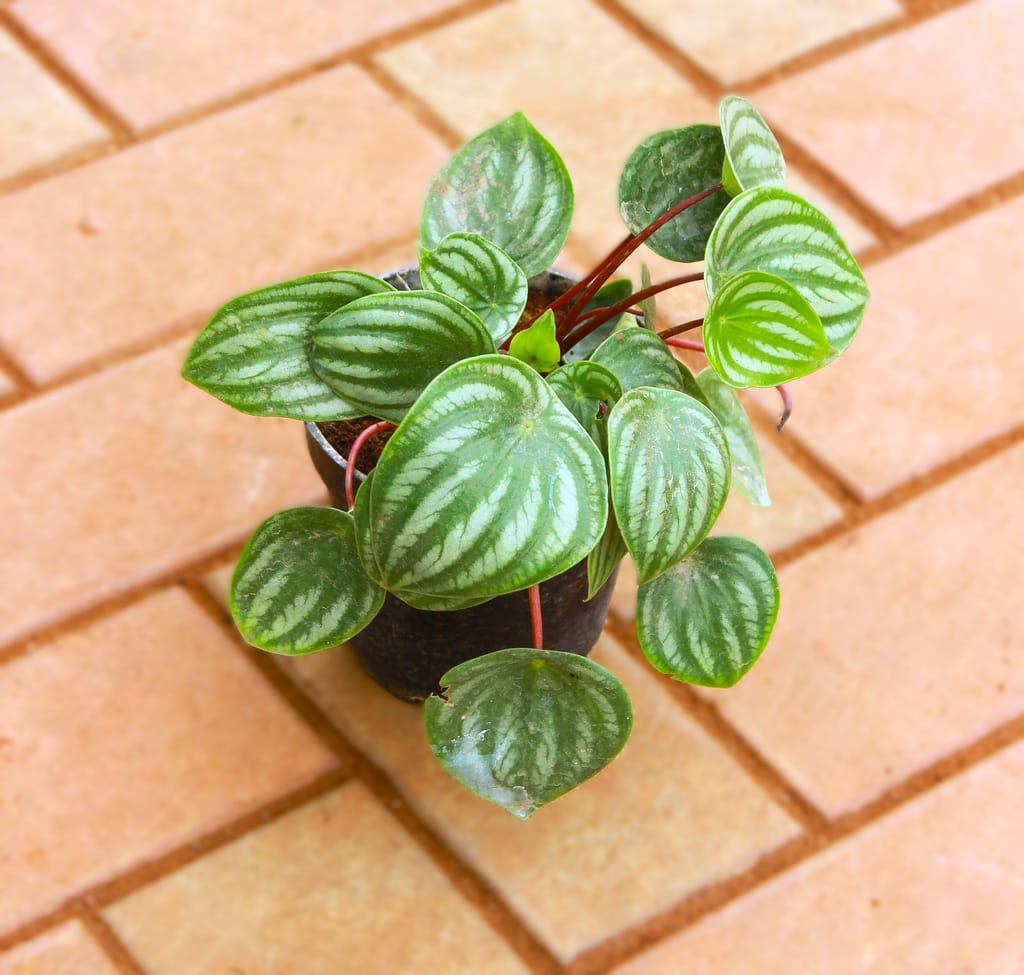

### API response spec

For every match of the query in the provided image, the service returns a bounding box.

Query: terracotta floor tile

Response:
[611,434,843,622]
[0,921,120,975]
[759,194,1024,500]
[0,339,324,647]
[0,368,15,398]
[615,740,1024,974]
[614,0,900,84]
[756,0,1024,225]
[697,442,1024,816]
[105,782,529,975]
[0,27,107,181]
[13,0,472,131]
[0,588,336,935]
[280,634,798,961]
[0,65,446,384]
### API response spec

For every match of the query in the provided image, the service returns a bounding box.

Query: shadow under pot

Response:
[304,267,619,702]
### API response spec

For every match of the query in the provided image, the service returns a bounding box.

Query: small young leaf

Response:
[586,506,627,600]
[421,112,574,278]
[703,270,832,387]
[182,270,393,420]
[705,187,869,353]
[636,535,779,687]
[424,648,633,819]
[310,290,495,422]
[608,388,731,585]
[509,309,561,374]
[590,327,688,394]
[639,262,657,329]
[231,507,385,655]
[719,95,786,195]
[618,124,730,262]
[563,278,634,363]
[420,232,528,345]
[367,355,607,599]
[546,360,622,452]
[696,368,770,506]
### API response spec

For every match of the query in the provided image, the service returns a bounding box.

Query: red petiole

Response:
[528,584,543,649]
[345,420,396,510]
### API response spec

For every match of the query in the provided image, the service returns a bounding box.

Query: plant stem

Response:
[528,584,544,649]
[775,383,793,432]
[664,336,705,353]
[345,420,396,510]
[657,316,704,340]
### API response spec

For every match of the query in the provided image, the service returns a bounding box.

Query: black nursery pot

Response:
[304,267,619,702]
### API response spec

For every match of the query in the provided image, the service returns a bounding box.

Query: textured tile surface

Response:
[282,634,798,961]
[106,782,530,975]
[767,194,1024,499]
[615,740,1024,974]
[0,922,119,975]
[700,442,1024,815]
[615,0,900,83]
[0,339,323,647]
[0,65,445,383]
[0,588,336,934]
[0,27,107,180]
[756,0,1024,225]
[13,0,471,130]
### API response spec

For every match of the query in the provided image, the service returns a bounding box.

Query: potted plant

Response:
[182,96,868,819]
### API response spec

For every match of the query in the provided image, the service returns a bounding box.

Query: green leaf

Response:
[636,535,779,687]
[719,95,786,194]
[590,327,689,394]
[703,270,832,387]
[608,387,730,585]
[563,278,634,363]
[696,368,770,506]
[705,187,869,353]
[675,359,711,407]
[182,270,393,420]
[421,112,574,278]
[310,290,495,423]
[546,360,622,453]
[586,506,627,600]
[618,124,731,263]
[639,263,657,329]
[420,232,528,345]
[509,308,560,374]
[424,648,633,818]
[230,507,385,655]
[366,354,607,599]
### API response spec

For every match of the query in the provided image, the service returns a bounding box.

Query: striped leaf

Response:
[719,95,786,195]
[421,113,574,278]
[230,507,385,655]
[366,354,607,599]
[696,367,770,506]
[608,387,730,585]
[587,506,627,600]
[703,270,832,387]
[590,327,690,394]
[563,278,634,363]
[424,648,633,818]
[636,535,779,686]
[420,232,528,344]
[310,290,495,423]
[705,187,869,352]
[546,360,622,453]
[182,270,393,420]
[618,124,731,262]
[509,308,560,374]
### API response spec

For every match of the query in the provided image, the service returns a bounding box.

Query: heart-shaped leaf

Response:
[590,327,690,394]
[546,360,622,453]
[705,187,869,353]
[636,535,779,686]
[231,507,385,655]
[719,95,786,195]
[586,507,627,599]
[608,387,730,585]
[424,648,633,818]
[618,124,731,263]
[563,278,635,362]
[703,270,832,387]
[509,308,560,373]
[182,270,393,420]
[310,290,495,423]
[420,232,529,344]
[696,367,770,506]
[366,354,607,599]
[421,112,574,278]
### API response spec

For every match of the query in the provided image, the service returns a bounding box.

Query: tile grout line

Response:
[78,910,150,975]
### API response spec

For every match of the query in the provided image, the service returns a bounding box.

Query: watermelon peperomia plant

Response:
[182,96,868,819]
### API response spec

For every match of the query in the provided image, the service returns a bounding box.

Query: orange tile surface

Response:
[0,922,119,975]
[0,588,336,935]
[106,782,531,975]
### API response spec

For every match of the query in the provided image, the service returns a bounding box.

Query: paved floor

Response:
[1,1,1022,972]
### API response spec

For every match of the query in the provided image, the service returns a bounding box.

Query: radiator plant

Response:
[182,96,868,819]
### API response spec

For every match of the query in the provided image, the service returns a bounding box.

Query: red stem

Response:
[775,383,793,432]
[528,584,544,649]
[664,336,705,353]
[657,316,705,340]
[345,420,396,510]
